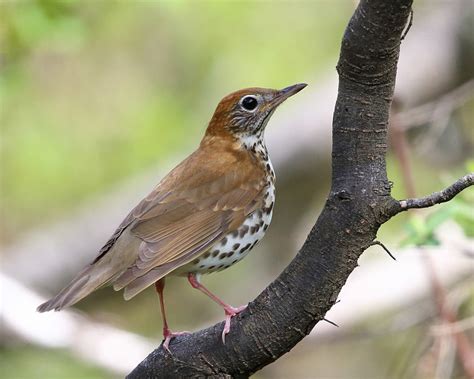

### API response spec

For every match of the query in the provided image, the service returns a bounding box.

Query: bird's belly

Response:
[175,188,274,275]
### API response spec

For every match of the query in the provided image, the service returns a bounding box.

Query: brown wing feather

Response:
[92,188,171,263]
[108,138,266,297]
[134,208,233,268]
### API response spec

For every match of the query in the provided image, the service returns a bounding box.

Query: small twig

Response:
[322,318,339,328]
[398,173,474,211]
[401,8,414,41]
[370,241,397,261]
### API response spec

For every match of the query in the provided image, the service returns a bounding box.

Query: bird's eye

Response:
[240,96,259,112]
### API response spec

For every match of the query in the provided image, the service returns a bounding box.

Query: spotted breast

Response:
[175,140,275,275]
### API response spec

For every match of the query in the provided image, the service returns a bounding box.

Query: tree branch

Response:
[390,173,473,214]
[127,1,417,377]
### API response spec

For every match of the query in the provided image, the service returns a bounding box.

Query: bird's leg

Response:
[155,278,189,352]
[187,273,247,343]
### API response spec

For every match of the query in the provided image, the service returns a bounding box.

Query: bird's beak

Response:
[270,83,307,107]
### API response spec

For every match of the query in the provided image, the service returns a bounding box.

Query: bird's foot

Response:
[162,329,191,353]
[222,304,247,343]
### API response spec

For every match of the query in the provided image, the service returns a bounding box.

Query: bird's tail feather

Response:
[37,265,114,312]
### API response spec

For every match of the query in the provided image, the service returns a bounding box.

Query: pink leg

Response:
[155,279,189,352]
[187,273,247,343]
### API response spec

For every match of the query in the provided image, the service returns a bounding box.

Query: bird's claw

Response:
[162,330,191,353]
[222,304,247,343]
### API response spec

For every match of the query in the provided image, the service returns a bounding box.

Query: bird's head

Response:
[205,83,307,147]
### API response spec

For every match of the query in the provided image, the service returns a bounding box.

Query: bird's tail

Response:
[37,265,114,312]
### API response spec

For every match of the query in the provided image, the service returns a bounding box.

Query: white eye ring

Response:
[240,95,259,112]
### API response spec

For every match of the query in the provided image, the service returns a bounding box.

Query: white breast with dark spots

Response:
[180,181,275,275]
[177,140,275,275]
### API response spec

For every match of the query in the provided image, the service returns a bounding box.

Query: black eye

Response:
[241,96,258,111]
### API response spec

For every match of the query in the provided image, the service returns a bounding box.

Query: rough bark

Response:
[127,1,469,377]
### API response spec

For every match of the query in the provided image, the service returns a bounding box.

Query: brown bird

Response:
[37,83,307,350]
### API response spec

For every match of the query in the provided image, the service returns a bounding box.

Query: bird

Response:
[37,83,307,350]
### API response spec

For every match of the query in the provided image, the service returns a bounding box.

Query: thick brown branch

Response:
[127,1,413,377]
[392,173,473,214]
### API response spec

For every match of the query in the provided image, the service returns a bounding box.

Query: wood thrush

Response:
[37,83,307,350]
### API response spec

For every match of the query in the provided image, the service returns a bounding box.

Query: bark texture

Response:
[128,1,416,377]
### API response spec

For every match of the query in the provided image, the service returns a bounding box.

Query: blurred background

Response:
[1,1,473,378]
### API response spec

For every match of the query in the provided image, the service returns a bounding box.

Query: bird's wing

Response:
[102,143,267,295]
[92,185,172,264]
[130,180,263,270]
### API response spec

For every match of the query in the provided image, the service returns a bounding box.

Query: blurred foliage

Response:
[379,156,474,248]
[402,192,474,247]
[0,0,350,240]
[0,345,113,379]
[398,161,474,247]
